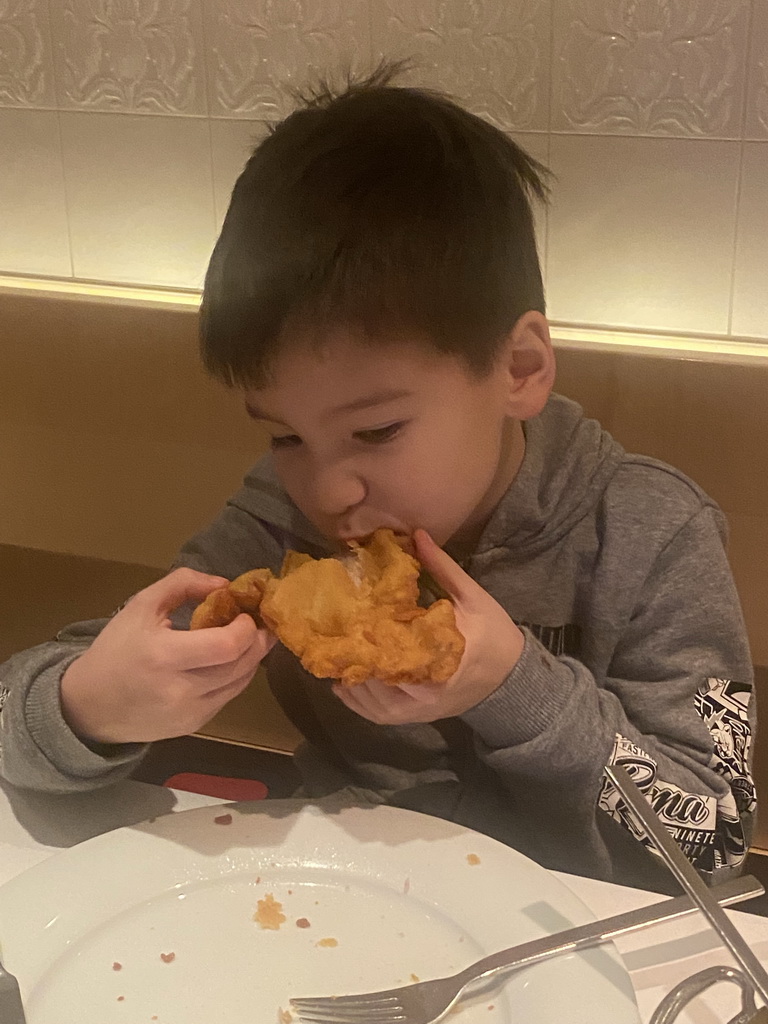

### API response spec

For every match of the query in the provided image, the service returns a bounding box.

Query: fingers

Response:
[188,620,276,681]
[397,681,444,704]
[333,681,401,722]
[333,679,437,725]
[413,529,475,601]
[170,613,275,671]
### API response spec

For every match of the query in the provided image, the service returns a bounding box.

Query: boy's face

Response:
[243,330,524,548]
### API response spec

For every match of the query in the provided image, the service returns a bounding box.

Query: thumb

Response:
[131,567,231,621]
[413,529,474,601]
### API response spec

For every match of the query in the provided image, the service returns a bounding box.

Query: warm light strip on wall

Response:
[0,274,201,311]
[550,323,768,366]
[1,274,767,365]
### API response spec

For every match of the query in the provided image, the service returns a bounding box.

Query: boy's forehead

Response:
[243,333,478,422]
[257,331,456,391]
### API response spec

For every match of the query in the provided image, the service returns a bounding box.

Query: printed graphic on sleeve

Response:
[694,678,756,815]
[598,678,755,876]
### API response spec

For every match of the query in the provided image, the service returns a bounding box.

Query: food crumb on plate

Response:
[410,973,420,983]
[488,1005,495,1011]
[112,961,122,971]
[117,996,124,1001]
[296,917,311,928]
[214,813,233,825]
[316,937,338,947]
[403,877,410,894]
[278,1007,293,1023]
[466,853,481,865]
[254,893,287,930]
[160,952,175,963]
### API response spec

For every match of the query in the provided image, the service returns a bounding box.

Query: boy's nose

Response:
[309,465,367,519]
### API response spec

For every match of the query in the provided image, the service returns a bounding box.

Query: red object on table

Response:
[163,773,268,801]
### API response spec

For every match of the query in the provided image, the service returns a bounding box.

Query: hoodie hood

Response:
[474,394,625,560]
[230,394,625,560]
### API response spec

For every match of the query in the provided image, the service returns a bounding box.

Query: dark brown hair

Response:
[201,61,550,387]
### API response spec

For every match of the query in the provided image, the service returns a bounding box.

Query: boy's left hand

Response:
[332,529,525,725]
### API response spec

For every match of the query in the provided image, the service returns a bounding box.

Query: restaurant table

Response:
[1,777,766,1024]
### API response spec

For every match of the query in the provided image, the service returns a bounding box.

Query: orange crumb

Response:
[160,952,175,963]
[278,1007,293,1023]
[410,973,420,982]
[466,853,481,865]
[112,961,122,971]
[254,893,286,930]
[316,937,338,947]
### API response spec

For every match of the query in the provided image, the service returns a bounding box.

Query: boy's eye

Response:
[270,434,302,450]
[354,422,405,444]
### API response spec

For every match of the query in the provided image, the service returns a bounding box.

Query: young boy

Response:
[0,66,756,891]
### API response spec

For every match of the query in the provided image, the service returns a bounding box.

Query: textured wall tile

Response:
[210,118,268,229]
[745,0,768,138]
[51,0,207,114]
[60,111,216,287]
[0,0,56,107]
[731,143,768,338]
[547,135,741,334]
[0,108,71,275]
[371,0,551,132]
[553,0,751,137]
[206,0,371,120]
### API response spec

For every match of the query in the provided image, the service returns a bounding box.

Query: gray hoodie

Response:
[0,396,756,890]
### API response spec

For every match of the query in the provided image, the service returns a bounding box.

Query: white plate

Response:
[0,799,640,1024]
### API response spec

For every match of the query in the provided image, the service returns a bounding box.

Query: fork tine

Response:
[291,1017,402,1024]
[290,998,401,1010]
[290,1002,406,1022]
[291,1008,406,1023]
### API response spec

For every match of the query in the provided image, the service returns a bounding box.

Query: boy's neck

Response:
[445,418,526,563]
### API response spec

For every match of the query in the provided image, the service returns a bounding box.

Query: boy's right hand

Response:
[60,568,276,746]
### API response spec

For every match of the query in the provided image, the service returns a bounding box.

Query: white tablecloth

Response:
[1,778,766,1023]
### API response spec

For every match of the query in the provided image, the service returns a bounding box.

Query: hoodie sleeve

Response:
[461,506,757,887]
[0,502,286,793]
[0,617,149,792]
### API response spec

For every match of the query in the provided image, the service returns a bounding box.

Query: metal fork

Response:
[606,764,768,1009]
[289,873,763,1024]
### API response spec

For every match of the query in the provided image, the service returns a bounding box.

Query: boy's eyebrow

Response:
[245,388,413,423]
[244,402,288,425]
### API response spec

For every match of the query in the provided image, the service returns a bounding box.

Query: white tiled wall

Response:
[0,0,766,340]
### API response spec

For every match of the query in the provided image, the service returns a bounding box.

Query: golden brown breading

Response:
[189,529,465,686]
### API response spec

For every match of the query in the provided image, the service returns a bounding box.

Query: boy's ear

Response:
[500,311,556,418]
